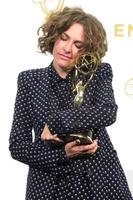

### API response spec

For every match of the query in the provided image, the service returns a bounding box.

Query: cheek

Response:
[53,39,61,52]
[55,38,63,48]
[73,50,81,61]
[53,44,59,58]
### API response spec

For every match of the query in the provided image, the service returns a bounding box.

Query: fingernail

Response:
[76,139,80,144]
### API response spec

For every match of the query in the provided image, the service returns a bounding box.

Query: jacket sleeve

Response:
[46,63,118,134]
[9,71,67,169]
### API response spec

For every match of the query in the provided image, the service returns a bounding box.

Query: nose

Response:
[64,41,72,53]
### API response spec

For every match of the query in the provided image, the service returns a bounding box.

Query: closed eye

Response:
[74,41,85,49]
[60,33,85,49]
[60,33,68,41]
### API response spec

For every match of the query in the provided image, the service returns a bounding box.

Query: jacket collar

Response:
[48,62,75,88]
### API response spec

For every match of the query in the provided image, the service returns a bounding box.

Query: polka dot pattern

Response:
[9,63,133,199]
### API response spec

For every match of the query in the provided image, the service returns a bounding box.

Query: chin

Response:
[60,65,69,69]
[62,66,75,72]
[59,61,74,68]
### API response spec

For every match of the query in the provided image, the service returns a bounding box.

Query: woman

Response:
[9,7,133,200]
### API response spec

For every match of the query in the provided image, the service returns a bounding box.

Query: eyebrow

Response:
[62,32,85,45]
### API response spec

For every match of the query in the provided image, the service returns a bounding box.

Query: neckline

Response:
[49,62,75,85]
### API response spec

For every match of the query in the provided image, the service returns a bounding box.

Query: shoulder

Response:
[17,66,50,84]
[95,62,113,79]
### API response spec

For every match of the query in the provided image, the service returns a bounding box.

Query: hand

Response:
[65,139,99,158]
[41,124,63,143]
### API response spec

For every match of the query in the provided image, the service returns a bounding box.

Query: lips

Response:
[58,53,72,60]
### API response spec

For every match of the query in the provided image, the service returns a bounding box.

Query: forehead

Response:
[64,23,85,42]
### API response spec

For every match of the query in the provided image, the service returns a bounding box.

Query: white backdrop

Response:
[0,0,133,199]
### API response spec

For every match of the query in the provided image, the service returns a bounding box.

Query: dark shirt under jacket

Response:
[9,63,133,199]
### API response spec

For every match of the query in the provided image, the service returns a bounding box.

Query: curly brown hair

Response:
[38,7,107,63]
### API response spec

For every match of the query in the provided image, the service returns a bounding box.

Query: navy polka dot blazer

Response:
[9,63,133,199]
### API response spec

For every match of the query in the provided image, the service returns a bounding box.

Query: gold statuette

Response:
[59,54,99,145]
[73,54,98,108]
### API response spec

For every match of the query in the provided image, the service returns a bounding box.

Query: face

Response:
[52,23,85,72]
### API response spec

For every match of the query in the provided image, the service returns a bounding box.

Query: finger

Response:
[74,140,98,152]
[65,140,80,157]
[86,147,97,154]
[43,134,54,140]
[75,139,81,145]
[53,134,58,137]
[86,140,98,150]
[66,140,79,148]
[84,139,98,150]
[83,143,99,154]
[53,137,64,142]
